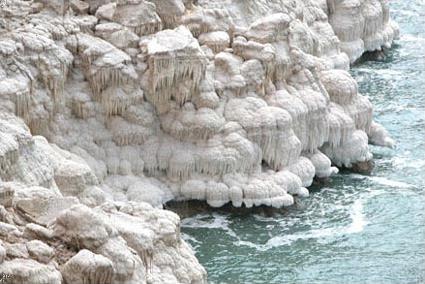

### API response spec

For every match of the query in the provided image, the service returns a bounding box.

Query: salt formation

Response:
[0,0,398,282]
[327,0,399,62]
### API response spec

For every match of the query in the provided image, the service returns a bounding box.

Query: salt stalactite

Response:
[148,56,205,105]
[100,87,144,117]
[327,0,399,62]
[143,26,207,107]
[0,0,398,213]
[225,97,302,170]
[0,133,19,179]
[327,103,356,148]
[320,69,358,105]
[266,89,309,150]
[71,92,93,119]
[343,95,373,133]
[167,148,197,180]
[0,79,31,121]
[293,89,330,152]
[70,34,137,97]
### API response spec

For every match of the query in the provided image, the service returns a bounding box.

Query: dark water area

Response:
[181,1,425,282]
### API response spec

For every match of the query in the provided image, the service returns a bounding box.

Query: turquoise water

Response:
[181,1,425,283]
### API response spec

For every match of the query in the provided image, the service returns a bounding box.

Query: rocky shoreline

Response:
[0,0,397,283]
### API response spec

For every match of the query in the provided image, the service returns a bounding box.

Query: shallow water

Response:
[181,1,425,283]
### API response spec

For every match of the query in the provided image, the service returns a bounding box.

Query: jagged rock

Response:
[16,196,79,226]
[95,3,116,21]
[71,0,90,14]
[61,249,114,284]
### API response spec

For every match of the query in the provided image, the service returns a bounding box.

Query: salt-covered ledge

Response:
[0,0,397,283]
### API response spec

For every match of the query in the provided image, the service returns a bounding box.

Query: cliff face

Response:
[0,0,397,283]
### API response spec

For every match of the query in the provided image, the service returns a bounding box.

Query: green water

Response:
[181,1,425,283]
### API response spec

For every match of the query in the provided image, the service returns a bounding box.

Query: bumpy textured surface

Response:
[0,0,397,282]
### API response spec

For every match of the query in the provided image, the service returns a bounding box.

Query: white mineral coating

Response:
[368,121,395,148]
[61,249,114,284]
[0,259,62,284]
[0,242,5,264]
[26,240,54,264]
[0,0,398,282]
[327,0,400,62]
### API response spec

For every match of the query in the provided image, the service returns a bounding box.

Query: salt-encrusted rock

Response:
[23,223,54,240]
[16,196,79,226]
[368,121,395,148]
[61,249,114,284]
[0,242,5,264]
[113,1,162,36]
[246,13,292,44]
[327,0,399,62]
[0,1,399,282]
[148,0,186,28]
[141,25,207,107]
[5,243,29,259]
[0,222,21,240]
[54,160,98,197]
[0,259,62,284]
[95,3,116,21]
[53,204,147,283]
[26,240,54,264]
[0,184,14,207]
[199,31,231,53]
[70,0,90,14]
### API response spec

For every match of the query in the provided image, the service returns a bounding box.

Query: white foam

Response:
[236,199,368,251]
[182,213,238,238]
[369,176,415,189]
